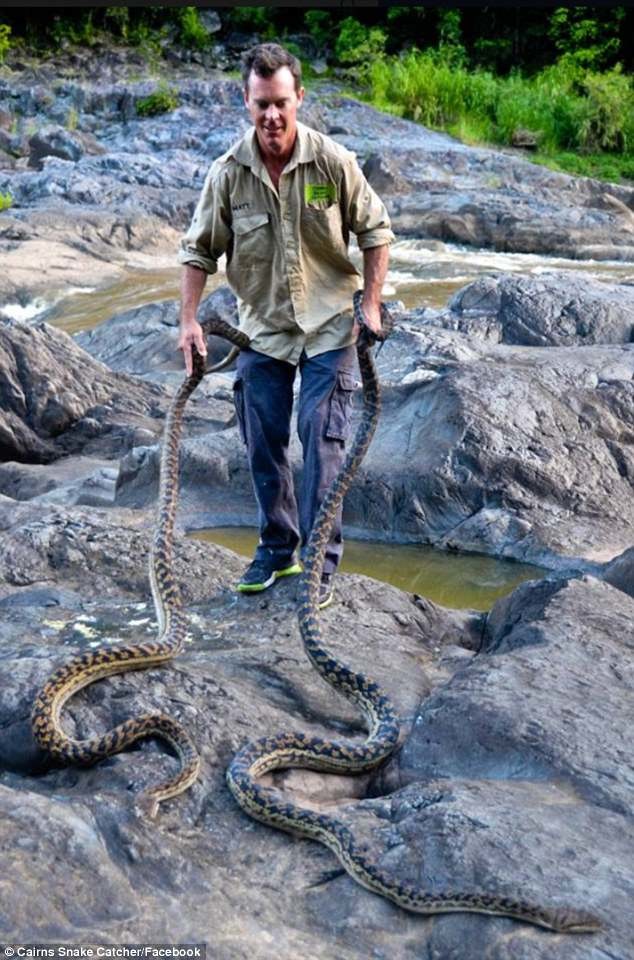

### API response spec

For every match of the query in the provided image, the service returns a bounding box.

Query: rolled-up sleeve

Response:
[342,158,394,250]
[178,162,232,274]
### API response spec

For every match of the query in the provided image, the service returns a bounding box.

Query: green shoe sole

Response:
[318,589,334,610]
[236,561,302,593]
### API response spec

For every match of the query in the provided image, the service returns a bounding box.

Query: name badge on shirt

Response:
[305,183,337,205]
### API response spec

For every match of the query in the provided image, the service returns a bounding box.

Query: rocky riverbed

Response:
[0,500,632,958]
[0,41,633,960]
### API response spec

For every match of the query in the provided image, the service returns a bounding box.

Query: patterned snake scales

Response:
[31,292,600,933]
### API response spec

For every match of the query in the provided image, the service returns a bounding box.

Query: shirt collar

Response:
[231,121,316,172]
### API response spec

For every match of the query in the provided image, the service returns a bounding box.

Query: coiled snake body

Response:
[32,295,600,931]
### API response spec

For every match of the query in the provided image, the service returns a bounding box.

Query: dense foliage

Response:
[1,7,632,182]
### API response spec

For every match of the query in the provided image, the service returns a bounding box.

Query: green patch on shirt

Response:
[304,182,337,204]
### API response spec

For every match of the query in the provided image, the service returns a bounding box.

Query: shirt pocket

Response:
[231,211,272,263]
[325,370,357,441]
[301,203,346,258]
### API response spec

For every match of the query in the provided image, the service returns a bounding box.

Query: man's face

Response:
[244,66,304,161]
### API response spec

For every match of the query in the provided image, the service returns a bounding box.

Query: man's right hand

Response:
[178,319,208,377]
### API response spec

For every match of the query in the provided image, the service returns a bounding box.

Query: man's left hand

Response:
[353,297,383,340]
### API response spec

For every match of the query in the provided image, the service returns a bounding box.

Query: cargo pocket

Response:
[233,377,247,444]
[325,371,356,441]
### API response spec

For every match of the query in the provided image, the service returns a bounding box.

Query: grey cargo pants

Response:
[233,344,357,576]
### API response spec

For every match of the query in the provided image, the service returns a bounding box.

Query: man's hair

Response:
[241,43,302,94]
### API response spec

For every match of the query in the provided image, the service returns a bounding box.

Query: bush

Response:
[335,17,386,67]
[577,66,634,152]
[0,191,13,211]
[177,7,208,50]
[368,48,634,173]
[224,7,275,37]
[0,22,11,62]
[50,11,98,48]
[369,49,472,127]
[304,10,333,51]
[136,82,179,117]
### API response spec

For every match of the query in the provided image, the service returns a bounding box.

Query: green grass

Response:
[532,151,634,183]
[366,51,634,184]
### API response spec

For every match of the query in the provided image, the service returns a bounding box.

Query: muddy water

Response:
[384,239,634,309]
[191,526,545,612]
[43,238,634,334]
[45,269,225,335]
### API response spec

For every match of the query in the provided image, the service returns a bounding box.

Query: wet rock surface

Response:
[0,501,631,958]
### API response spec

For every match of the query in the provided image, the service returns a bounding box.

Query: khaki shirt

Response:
[178,121,394,363]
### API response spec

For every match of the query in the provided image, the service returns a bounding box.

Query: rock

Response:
[601,192,634,230]
[0,128,14,154]
[198,10,221,34]
[0,318,164,464]
[0,456,119,507]
[74,286,239,378]
[601,545,634,598]
[0,500,631,957]
[0,146,15,170]
[374,574,634,955]
[363,152,411,195]
[311,59,329,76]
[511,127,539,149]
[443,272,634,346]
[316,94,634,259]
[28,123,85,168]
[0,206,184,306]
[357,323,634,568]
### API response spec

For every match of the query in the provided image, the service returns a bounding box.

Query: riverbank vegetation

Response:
[1,6,633,183]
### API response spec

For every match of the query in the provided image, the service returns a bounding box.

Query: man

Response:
[178,42,393,608]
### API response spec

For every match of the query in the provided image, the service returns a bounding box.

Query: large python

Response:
[31,319,249,818]
[225,290,601,934]
[31,296,600,931]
